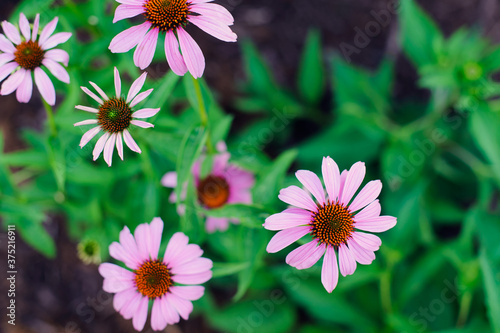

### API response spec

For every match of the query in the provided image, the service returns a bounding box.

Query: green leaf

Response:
[10,0,54,20]
[241,40,277,96]
[297,29,325,105]
[148,71,180,107]
[212,262,250,278]
[203,204,270,228]
[480,251,500,332]
[16,217,56,258]
[1,150,49,169]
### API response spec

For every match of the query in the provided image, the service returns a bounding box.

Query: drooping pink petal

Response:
[349,180,382,212]
[165,30,188,76]
[172,270,212,285]
[1,68,26,95]
[205,217,229,233]
[116,132,124,160]
[0,34,16,53]
[120,292,142,319]
[0,53,15,67]
[130,88,153,107]
[161,296,180,325]
[278,185,318,212]
[188,15,237,42]
[99,263,135,280]
[321,246,339,293]
[113,288,137,313]
[133,27,159,70]
[132,107,160,118]
[0,62,18,81]
[1,21,21,44]
[338,243,357,277]
[38,17,58,45]
[340,162,365,206]
[114,67,121,97]
[15,69,33,103]
[266,226,310,253]
[74,119,98,127]
[41,32,72,50]
[122,129,142,153]
[126,71,147,103]
[103,276,133,293]
[109,22,151,53]
[19,13,31,41]
[169,286,205,301]
[296,170,326,205]
[42,58,70,83]
[79,126,101,147]
[177,27,205,79]
[168,293,193,320]
[163,232,189,266]
[89,81,109,101]
[113,4,145,23]
[161,172,177,188]
[151,299,167,331]
[132,296,149,331]
[263,211,311,231]
[103,133,117,166]
[354,216,397,233]
[31,14,39,41]
[286,240,320,267]
[45,49,69,66]
[351,231,381,251]
[295,242,326,269]
[81,86,104,104]
[189,3,234,25]
[93,132,110,161]
[34,68,56,105]
[354,199,381,220]
[322,156,341,203]
[347,238,375,265]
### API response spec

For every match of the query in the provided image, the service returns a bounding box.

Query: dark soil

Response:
[1,0,500,332]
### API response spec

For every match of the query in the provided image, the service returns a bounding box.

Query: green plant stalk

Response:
[457,290,472,327]
[191,76,214,154]
[43,100,58,138]
[380,269,393,314]
[43,101,65,195]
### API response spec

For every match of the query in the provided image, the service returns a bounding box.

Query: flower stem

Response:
[43,100,57,138]
[457,290,472,327]
[380,270,393,314]
[191,76,214,154]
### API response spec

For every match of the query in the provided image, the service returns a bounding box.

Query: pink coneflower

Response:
[74,67,160,167]
[263,157,397,293]
[99,218,212,331]
[162,142,254,232]
[109,0,237,78]
[0,13,71,105]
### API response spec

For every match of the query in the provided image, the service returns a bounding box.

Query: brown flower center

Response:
[144,0,190,32]
[14,40,45,70]
[197,175,230,209]
[310,202,354,247]
[135,260,172,299]
[97,98,132,133]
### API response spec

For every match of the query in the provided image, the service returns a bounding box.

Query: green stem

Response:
[43,100,57,138]
[457,291,472,327]
[191,76,214,153]
[380,270,393,314]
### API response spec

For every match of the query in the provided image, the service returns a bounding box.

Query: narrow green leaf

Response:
[212,262,250,278]
[297,29,325,105]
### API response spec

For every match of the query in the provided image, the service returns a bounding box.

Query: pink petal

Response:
[296,170,326,205]
[113,288,137,313]
[171,244,203,267]
[278,185,318,212]
[151,299,167,331]
[169,286,205,301]
[286,240,319,267]
[132,296,149,331]
[79,126,101,147]
[120,292,142,319]
[205,217,229,233]
[266,226,310,253]
[165,30,188,76]
[134,221,152,260]
[149,217,164,259]
[322,156,341,203]
[161,172,177,188]
[81,86,104,104]
[163,232,189,266]
[2,21,21,44]
[295,242,326,269]
[31,14,39,41]
[38,17,58,45]
[103,277,133,293]
[114,67,121,97]
[132,107,160,118]
[339,169,348,195]
[122,129,142,153]
[349,180,382,212]
[0,53,15,67]
[340,162,365,206]
[41,32,72,50]
[89,81,109,101]
[116,132,124,160]
[161,296,180,325]
[351,231,381,251]
[126,71,147,103]
[0,34,16,53]
[15,69,33,103]
[321,246,339,293]
[74,119,98,127]
[177,27,205,79]
[113,4,145,23]
[44,49,69,66]
[170,257,212,275]
[93,132,110,161]
[133,28,158,70]
[75,105,98,113]
[172,270,212,285]
[98,263,134,279]
[103,133,117,166]
[263,211,311,231]
[0,62,18,81]
[188,15,237,42]
[189,3,234,25]
[168,293,193,320]
[19,13,31,40]
[109,22,151,53]
[338,243,356,277]
[42,58,70,84]
[347,239,375,265]
[354,216,397,233]
[34,68,56,105]
[130,88,153,107]
[1,68,26,95]
[354,199,381,220]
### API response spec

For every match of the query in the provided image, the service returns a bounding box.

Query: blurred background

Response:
[1,0,500,332]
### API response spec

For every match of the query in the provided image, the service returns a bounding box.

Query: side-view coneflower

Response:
[0,13,71,105]
[263,157,397,293]
[162,142,254,233]
[99,218,212,331]
[109,0,237,77]
[74,67,160,166]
